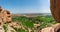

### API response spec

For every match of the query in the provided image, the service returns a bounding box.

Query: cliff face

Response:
[0,7,12,23]
[50,0,60,23]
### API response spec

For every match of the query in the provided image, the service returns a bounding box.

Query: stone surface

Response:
[41,27,54,32]
[39,23,60,32]
[7,25,16,32]
[0,26,4,32]
[0,7,12,23]
[53,23,60,32]
[50,0,60,23]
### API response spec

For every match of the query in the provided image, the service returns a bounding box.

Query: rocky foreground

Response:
[39,23,60,32]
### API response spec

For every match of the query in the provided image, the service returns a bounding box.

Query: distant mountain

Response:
[12,13,52,17]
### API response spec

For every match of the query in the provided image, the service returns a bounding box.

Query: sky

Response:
[0,0,51,14]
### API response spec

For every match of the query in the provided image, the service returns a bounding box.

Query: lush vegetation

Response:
[11,15,57,32]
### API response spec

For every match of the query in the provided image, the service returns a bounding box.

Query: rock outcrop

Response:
[0,6,12,32]
[0,6,12,23]
[39,23,60,32]
[41,27,54,32]
[50,0,60,23]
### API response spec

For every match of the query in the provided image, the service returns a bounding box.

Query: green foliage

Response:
[13,28,25,32]
[12,15,57,32]
[22,21,34,28]
[11,30,15,32]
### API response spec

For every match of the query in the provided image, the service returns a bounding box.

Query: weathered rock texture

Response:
[53,23,60,32]
[40,23,60,32]
[50,0,60,23]
[0,6,12,23]
[41,27,54,32]
[0,6,12,32]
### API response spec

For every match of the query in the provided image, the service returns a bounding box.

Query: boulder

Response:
[0,7,12,23]
[41,27,54,32]
[50,0,60,23]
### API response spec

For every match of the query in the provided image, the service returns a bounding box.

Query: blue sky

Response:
[0,0,51,14]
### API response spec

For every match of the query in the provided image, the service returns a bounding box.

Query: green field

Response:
[11,15,57,32]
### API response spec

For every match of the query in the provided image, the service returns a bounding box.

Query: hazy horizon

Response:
[11,13,51,14]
